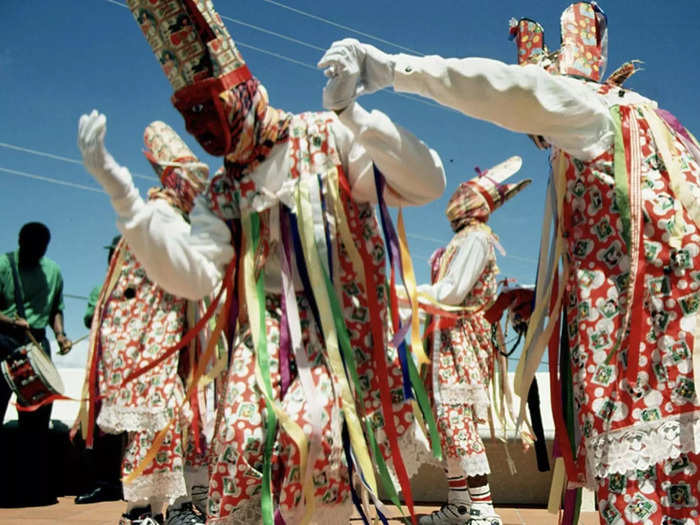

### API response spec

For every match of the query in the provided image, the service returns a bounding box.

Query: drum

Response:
[1,343,64,406]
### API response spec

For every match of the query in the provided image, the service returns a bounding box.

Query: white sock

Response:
[447,475,470,506]
[468,484,494,511]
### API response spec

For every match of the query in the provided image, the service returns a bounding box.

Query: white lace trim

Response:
[586,410,700,480]
[436,385,491,421]
[446,453,491,478]
[122,470,187,505]
[97,404,172,433]
[383,419,443,494]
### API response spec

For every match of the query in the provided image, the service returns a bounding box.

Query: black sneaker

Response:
[166,502,206,525]
[118,506,163,525]
[418,503,470,525]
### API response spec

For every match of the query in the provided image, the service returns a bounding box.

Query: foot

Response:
[418,503,470,525]
[118,506,163,525]
[75,485,122,504]
[166,502,205,525]
[467,503,502,525]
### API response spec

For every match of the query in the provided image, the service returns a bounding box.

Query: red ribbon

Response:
[339,167,417,525]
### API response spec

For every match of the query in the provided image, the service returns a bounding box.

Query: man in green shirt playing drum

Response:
[0,222,72,506]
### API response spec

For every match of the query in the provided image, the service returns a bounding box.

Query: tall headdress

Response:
[509,2,608,82]
[144,120,209,212]
[445,156,531,231]
[127,0,289,161]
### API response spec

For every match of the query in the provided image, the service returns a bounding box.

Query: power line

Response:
[104,0,454,114]
[65,293,90,301]
[107,0,424,55]
[259,0,425,55]
[0,142,158,182]
[221,15,325,52]
[0,167,105,194]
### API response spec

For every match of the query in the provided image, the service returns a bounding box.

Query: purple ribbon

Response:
[657,109,700,163]
[278,207,294,397]
[373,165,413,400]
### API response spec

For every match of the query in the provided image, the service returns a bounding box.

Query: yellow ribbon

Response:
[547,457,567,514]
[397,209,429,365]
[295,175,379,495]
[514,154,568,400]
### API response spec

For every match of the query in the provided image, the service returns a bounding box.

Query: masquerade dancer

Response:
[80,0,446,523]
[77,121,211,525]
[319,2,700,523]
[415,158,530,525]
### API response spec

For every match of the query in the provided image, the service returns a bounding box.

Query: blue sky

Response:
[2,1,699,370]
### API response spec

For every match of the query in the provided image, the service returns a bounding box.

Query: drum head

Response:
[27,346,65,395]
[0,361,14,393]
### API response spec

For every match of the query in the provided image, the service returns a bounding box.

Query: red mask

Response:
[171,66,253,157]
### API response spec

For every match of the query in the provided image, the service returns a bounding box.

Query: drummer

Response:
[0,221,72,506]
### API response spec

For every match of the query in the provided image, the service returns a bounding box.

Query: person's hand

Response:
[78,110,133,198]
[317,38,395,111]
[13,317,30,330]
[56,334,72,355]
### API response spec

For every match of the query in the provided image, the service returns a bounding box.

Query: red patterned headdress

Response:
[143,121,209,213]
[445,156,531,231]
[510,2,608,82]
[128,0,290,162]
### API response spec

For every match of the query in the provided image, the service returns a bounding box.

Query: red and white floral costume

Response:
[368,12,700,522]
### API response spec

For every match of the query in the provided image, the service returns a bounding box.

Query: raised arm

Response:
[332,102,446,206]
[319,39,614,161]
[77,110,233,300]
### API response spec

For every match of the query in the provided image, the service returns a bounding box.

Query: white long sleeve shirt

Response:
[393,55,619,161]
[418,230,491,306]
[110,102,445,300]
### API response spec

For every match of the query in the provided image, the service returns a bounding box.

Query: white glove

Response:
[317,38,395,111]
[77,110,134,198]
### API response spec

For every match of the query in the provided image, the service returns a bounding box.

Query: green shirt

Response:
[84,284,102,329]
[0,251,65,330]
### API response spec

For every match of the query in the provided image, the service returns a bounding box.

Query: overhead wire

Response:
[105,0,455,113]
[0,166,105,194]
[3,2,536,274]
[0,142,158,182]
[259,0,425,55]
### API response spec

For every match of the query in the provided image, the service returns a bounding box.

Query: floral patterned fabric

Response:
[96,246,187,434]
[425,224,499,476]
[93,189,210,503]
[206,112,417,524]
[558,84,700,502]
[596,452,700,525]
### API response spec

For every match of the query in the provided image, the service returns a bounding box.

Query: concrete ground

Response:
[0,497,601,524]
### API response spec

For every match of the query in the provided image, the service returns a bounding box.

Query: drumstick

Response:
[70,333,90,345]
[24,330,89,355]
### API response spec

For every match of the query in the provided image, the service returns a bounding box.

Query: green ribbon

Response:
[611,106,631,250]
[247,211,277,525]
[407,355,442,460]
